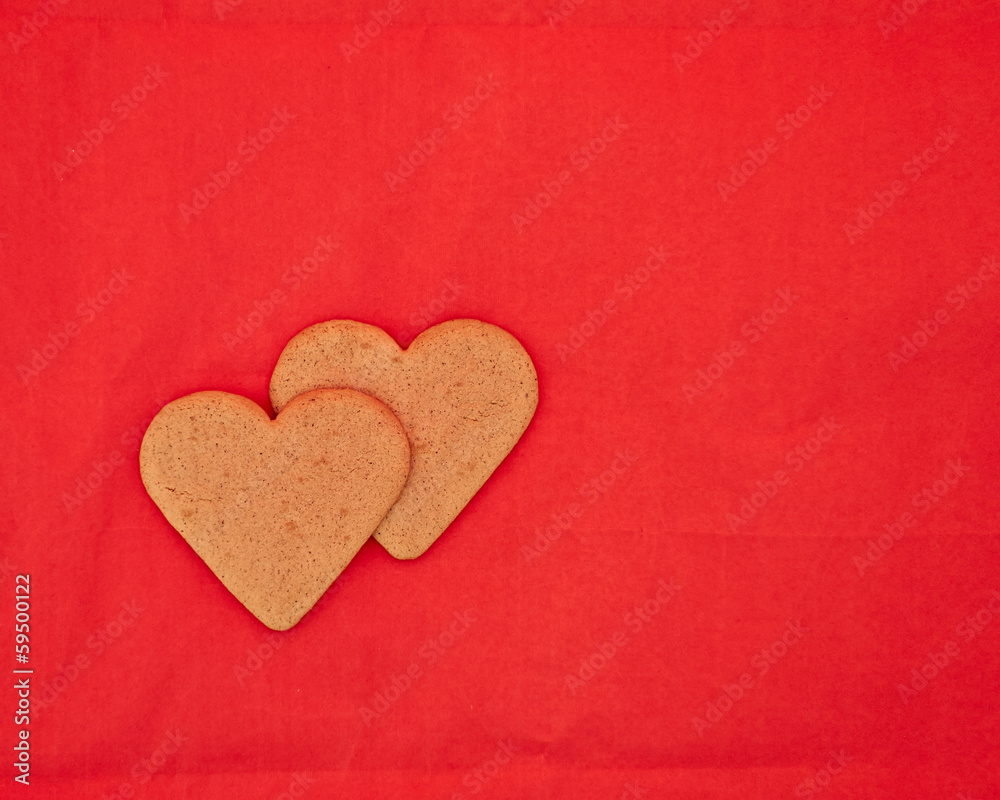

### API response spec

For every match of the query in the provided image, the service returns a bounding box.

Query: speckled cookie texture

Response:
[139,388,410,630]
[269,319,539,559]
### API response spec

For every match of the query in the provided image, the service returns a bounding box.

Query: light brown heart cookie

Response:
[269,319,538,559]
[139,389,410,630]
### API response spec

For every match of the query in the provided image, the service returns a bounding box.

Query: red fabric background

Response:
[2,1,999,797]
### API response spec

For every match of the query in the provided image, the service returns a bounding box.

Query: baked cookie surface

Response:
[269,319,538,559]
[140,388,410,630]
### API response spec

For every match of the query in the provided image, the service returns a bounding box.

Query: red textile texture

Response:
[1,1,998,797]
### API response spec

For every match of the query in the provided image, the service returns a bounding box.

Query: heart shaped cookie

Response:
[140,389,410,630]
[269,319,538,559]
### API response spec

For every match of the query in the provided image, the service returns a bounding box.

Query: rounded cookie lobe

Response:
[269,319,539,559]
[140,388,410,630]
